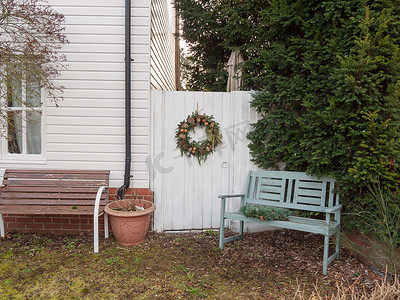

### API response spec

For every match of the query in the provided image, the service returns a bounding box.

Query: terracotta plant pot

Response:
[104,199,156,246]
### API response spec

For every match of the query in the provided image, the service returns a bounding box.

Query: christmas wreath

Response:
[175,110,222,164]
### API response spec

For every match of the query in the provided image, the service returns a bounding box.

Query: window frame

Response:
[0,75,46,163]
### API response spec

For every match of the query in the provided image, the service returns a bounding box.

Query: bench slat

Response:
[260,185,282,194]
[321,181,328,207]
[247,175,257,199]
[247,198,329,212]
[5,170,109,180]
[1,198,108,204]
[5,173,109,180]
[0,205,105,215]
[0,186,104,193]
[328,182,335,207]
[296,196,322,206]
[297,180,324,190]
[1,192,107,200]
[224,212,339,235]
[250,170,334,182]
[286,179,294,204]
[3,179,109,187]
[297,188,322,198]
[260,178,284,187]
[258,191,281,201]
[5,169,109,173]
[5,169,109,175]
[0,199,107,205]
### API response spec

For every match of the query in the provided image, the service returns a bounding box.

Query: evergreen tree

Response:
[175,0,269,91]
[247,0,400,204]
[177,0,400,206]
[175,0,229,91]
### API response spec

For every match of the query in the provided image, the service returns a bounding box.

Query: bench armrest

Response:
[218,194,245,216]
[325,204,342,213]
[94,186,107,214]
[218,194,245,199]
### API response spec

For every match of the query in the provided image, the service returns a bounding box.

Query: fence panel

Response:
[150,90,260,231]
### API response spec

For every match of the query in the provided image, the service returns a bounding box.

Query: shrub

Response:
[239,205,290,221]
[247,2,400,211]
[356,186,400,274]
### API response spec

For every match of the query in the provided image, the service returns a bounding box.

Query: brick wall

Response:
[1,188,154,235]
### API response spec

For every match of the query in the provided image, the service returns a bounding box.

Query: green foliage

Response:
[348,111,400,190]
[356,185,400,273]
[239,205,290,221]
[178,0,400,225]
[217,0,271,90]
[175,0,229,91]
[175,0,270,91]
[246,1,400,209]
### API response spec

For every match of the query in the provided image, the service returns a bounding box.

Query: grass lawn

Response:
[0,229,388,299]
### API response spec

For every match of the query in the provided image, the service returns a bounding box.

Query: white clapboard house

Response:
[0,0,261,234]
[0,0,178,189]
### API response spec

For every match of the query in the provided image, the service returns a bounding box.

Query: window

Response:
[1,70,44,160]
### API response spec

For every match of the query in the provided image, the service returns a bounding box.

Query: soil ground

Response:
[0,229,388,299]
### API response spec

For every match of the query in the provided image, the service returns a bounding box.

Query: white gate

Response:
[150,90,259,231]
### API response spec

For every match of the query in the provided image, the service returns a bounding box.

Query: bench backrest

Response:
[245,171,339,213]
[0,169,110,206]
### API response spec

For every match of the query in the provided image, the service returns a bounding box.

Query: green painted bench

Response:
[218,170,341,275]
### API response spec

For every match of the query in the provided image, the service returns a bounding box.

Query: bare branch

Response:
[0,0,68,134]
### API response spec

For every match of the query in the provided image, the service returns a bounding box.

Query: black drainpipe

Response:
[118,0,132,200]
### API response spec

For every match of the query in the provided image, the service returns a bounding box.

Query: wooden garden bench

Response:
[218,170,341,275]
[0,169,110,253]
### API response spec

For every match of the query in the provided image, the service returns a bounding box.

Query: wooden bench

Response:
[218,170,341,275]
[0,169,110,253]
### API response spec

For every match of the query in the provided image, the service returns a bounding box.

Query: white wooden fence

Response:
[150,90,262,232]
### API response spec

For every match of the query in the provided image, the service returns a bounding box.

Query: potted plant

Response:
[104,194,156,246]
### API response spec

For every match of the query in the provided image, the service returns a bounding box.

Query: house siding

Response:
[150,0,177,91]
[0,0,152,189]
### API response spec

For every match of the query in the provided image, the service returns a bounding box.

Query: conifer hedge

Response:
[246,1,400,211]
[176,0,400,227]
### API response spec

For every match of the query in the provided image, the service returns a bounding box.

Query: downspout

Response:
[175,10,180,90]
[118,0,132,200]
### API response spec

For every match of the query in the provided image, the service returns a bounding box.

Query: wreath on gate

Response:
[175,110,222,164]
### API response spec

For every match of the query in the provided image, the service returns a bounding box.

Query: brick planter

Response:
[1,187,154,235]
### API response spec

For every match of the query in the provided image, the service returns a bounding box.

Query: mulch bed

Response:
[220,229,383,287]
[1,228,387,298]
[152,228,385,296]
